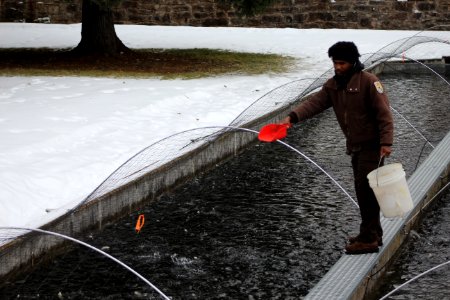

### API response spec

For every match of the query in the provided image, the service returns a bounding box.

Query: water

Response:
[374,188,450,300]
[1,73,449,299]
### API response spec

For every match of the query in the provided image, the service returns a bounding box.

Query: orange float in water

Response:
[135,214,145,233]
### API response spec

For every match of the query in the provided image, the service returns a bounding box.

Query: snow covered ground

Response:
[0,23,449,230]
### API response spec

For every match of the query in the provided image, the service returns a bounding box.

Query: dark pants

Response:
[351,148,383,243]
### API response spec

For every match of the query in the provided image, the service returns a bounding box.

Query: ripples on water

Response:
[1,74,449,299]
[375,189,450,300]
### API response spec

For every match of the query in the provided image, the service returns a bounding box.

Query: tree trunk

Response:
[73,0,129,56]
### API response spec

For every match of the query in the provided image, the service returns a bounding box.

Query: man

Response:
[279,41,393,254]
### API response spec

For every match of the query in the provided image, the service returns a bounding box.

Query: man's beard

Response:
[334,70,354,89]
[334,60,364,89]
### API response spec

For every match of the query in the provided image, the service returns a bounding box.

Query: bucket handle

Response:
[375,156,384,187]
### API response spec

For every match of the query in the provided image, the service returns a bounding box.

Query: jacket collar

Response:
[325,71,362,92]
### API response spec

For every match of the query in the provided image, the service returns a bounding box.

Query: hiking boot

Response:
[348,235,383,246]
[345,240,379,255]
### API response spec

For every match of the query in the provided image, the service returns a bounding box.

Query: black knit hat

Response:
[328,41,360,64]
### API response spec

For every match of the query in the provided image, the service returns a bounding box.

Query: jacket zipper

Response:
[342,89,349,138]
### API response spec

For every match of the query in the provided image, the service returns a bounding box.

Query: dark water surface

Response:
[374,188,450,300]
[1,73,449,299]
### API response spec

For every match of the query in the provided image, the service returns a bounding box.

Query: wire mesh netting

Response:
[0,228,28,245]
[79,127,228,207]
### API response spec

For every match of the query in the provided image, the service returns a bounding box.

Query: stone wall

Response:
[0,0,449,30]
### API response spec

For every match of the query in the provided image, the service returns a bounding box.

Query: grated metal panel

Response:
[305,131,450,300]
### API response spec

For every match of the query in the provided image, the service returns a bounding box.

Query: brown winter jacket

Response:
[290,70,393,153]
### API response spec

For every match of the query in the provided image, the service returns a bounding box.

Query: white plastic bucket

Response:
[367,163,413,218]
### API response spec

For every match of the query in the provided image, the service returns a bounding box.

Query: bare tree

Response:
[72,0,276,56]
[73,0,128,55]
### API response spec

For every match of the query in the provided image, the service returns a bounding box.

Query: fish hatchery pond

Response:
[1,73,450,299]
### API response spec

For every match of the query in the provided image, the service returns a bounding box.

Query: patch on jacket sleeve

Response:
[374,81,384,94]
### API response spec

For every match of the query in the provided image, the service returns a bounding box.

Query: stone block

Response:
[417,3,436,11]
[393,1,412,11]
[202,18,229,26]
[369,0,385,5]
[292,0,310,4]
[333,4,350,12]
[293,13,305,23]
[154,13,171,24]
[172,4,192,12]
[345,11,358,22]
[216,11,227,18]
[261,14,284,23]
[193,12,209,19]
[192,4,214,13]
[174,11,192,21]
[359,17,371,27]
[354,5,374,12]
[392,12,408,20]
[122,1,138,9]
[308,12,333,22]
[66,4,79,13]
[285,15,293,24]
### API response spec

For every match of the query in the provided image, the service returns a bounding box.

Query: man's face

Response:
[333,59,353,76]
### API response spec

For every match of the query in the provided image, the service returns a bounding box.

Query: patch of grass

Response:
[0,48,296,79]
